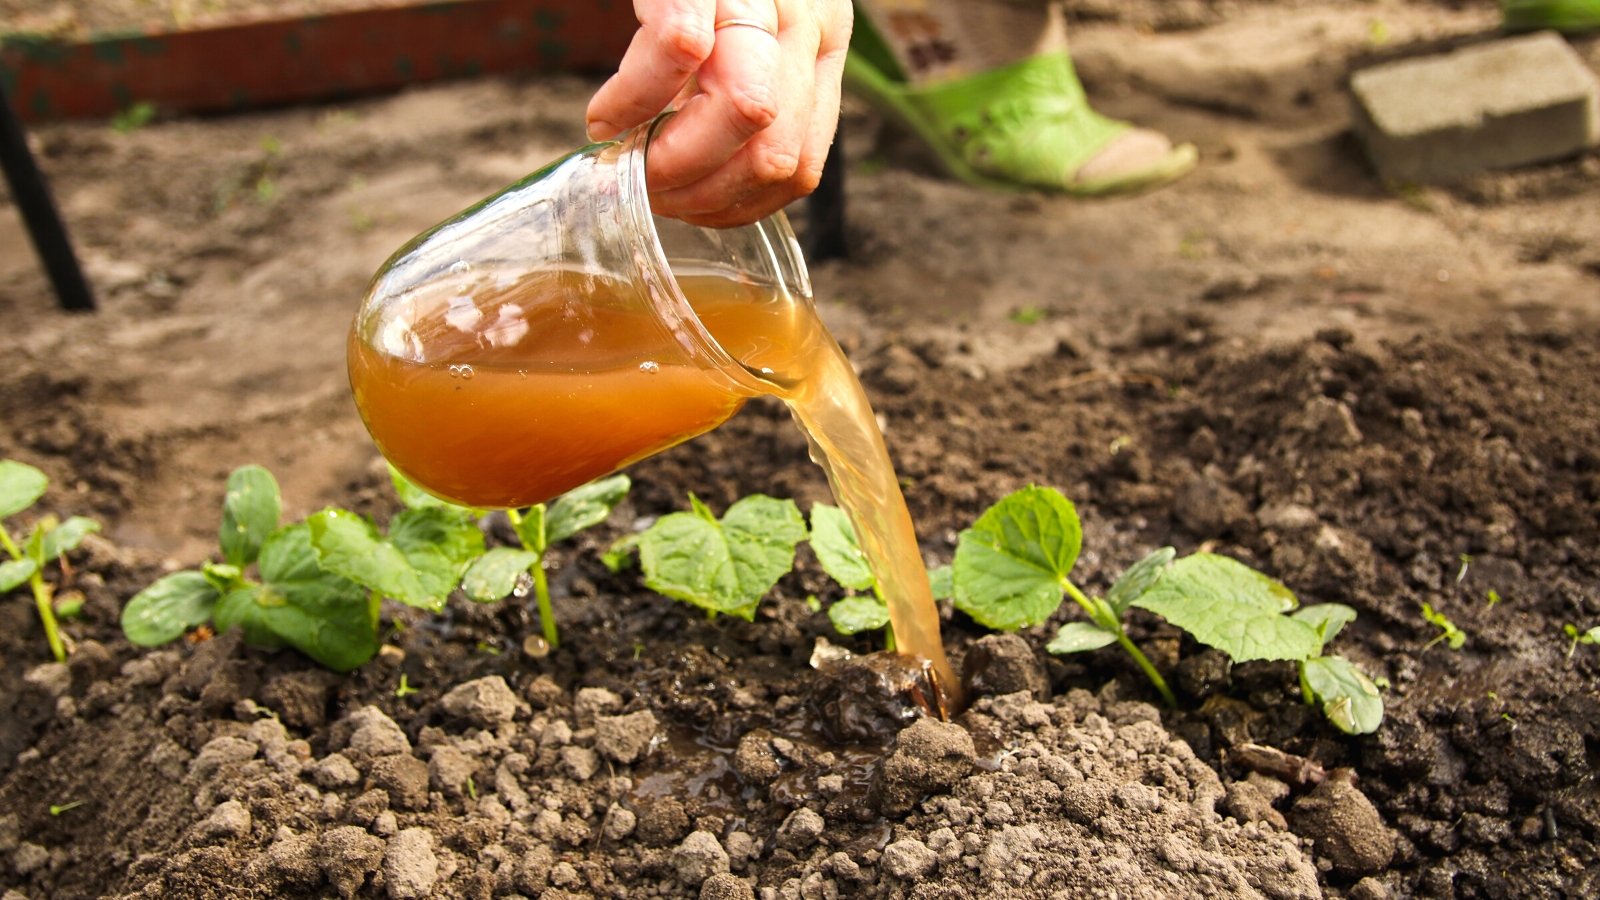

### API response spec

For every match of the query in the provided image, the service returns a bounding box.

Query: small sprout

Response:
[631,641,644,661]
[1501,712,1518,731]
[804,594,822,613]
[1455,554,1472,585]
[2,459,102,662]
[1486,589,1502,608]
[259,136,283,156]
[601,534,639,573]
[1563,623,1599,658]
[54,591,85,619]
[1368,18,1391,47]
[475,641,502,656]
[1009,306,1046,326]
[1421,603,1467,651]
[255,176,279,204]
[466,776,478,801]
[49,800,85,816]
[1177,229,1210,260]
[1373,675,1391,690]
[394,674,419,699]
[111,102,155,134]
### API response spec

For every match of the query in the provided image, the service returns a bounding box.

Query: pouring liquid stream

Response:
[350,268,959,709]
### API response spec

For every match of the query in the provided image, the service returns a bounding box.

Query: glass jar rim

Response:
[616,114,809,396]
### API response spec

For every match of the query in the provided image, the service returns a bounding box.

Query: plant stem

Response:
[531,556,558,649]
[506,508,559,649]
[1299,663,1315,705]
[1063,579,1176,707]
[1111,629,1177,708]
[1,523,65,662]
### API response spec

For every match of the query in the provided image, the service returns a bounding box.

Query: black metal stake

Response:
[0,88,96,312]
[805,120,848,263]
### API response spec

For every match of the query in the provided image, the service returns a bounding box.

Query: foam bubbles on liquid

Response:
[448,364,475,379]
[638,361,660,375]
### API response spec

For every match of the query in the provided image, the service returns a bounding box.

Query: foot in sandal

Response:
[846,0,1196,195]
[1502,0,1600,33]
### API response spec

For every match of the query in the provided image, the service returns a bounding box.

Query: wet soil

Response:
[3,1,1599,898]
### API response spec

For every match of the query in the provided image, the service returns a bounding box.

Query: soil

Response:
[3,1,1599,898]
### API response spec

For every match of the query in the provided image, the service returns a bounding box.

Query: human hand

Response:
[586,0,852,228]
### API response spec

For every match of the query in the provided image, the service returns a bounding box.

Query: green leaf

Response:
[1131,553,1321,662]
[41,516,100,562]
[214,524,378,671]
[602,533,640,573]
[462,547,541,603]
[547,474,630,545]
[201,561,245,595]
[388,464,482,515]
[390,507,485,569]
[1303,655,1384,734]
[809,504,875,592]
[121,571,220,646]
[308,508,461,612]
[829,594,890,635]
[0,459,48,520]
[638,495,806,620]
[1107,546,1176,614]
[952,486,1081,631]
[1293,603,1358,649]
[928,564,953,601]
[1047,621,1118,654]
[23,517,53,566]
[0,558,38,592]
[515,504,547,553]
[219,465,280,567]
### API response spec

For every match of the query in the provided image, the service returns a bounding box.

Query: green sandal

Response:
[844,16,1196,196]
[1502,0,1600,33]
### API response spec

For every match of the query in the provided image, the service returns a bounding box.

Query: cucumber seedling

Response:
[608,494,807,621]
[0,459,101,662]
[123,465,482,670]
[952,486,1382,733]
[459,473,629,649]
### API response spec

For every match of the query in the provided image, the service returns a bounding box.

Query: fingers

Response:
[586,0,717,141]
[656,3,849,226]
[644,18,786,192]
[597,0,853,226]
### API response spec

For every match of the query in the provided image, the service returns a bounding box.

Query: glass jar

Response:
[348,118,813,508]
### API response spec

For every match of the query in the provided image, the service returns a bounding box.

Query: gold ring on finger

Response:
[713,18,777,38]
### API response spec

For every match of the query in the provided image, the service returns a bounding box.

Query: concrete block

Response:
[1350,31,1600,182]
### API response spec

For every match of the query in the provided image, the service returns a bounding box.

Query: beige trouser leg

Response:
[855,0,1068,85]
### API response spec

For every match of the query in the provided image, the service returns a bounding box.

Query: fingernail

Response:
[587,119,618,141]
